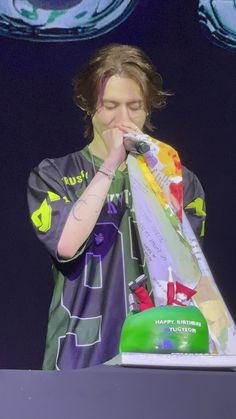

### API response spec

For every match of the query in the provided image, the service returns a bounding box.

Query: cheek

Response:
[98,109,114,125]
[132,111,146,127]
[92,110,113,133]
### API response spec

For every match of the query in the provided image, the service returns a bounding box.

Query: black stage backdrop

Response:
[0,1,235,369]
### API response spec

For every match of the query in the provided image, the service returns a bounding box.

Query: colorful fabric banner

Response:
[127,137,236,354]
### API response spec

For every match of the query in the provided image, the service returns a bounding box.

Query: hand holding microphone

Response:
[123,132,150,154]
[114,121,151,155]
[102,123,150,171]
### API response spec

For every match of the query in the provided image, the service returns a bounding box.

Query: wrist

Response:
[104,153,126,171]
[98,167,114,180]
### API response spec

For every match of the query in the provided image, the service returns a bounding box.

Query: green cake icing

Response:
[120,306,209,354]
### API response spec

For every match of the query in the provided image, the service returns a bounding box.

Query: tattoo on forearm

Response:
[72,194,105,221]
[72,199,88,222]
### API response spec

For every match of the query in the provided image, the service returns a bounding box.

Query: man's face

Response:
[92,75,147,139]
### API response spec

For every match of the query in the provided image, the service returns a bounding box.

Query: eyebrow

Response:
[102,99,144,105]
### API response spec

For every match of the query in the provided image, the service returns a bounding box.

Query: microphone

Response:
[135,141,150,154]
[123,133,150,154]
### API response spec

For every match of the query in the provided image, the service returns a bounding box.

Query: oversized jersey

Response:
[27,145,206,370]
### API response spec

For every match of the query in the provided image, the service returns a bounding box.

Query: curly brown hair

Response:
[72,44,171,139]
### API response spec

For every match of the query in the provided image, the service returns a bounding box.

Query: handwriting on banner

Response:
[129,171,168,264]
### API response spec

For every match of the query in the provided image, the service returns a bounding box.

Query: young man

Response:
[28,44,205,369]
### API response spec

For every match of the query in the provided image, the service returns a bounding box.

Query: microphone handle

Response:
[136,141,150,154]
[123,138,150,154]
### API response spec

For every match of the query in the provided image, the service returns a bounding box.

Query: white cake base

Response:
[106,353,236,370]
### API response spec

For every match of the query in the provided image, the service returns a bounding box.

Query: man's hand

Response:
[114,121,143,136]
[102,127,127,169]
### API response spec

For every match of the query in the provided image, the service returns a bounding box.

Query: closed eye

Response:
[102,100,144,111]
[104,104,117,110]
[128,103,143,111]
[102,100,118,110]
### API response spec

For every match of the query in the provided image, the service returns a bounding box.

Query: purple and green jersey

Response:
[27,146,206,369]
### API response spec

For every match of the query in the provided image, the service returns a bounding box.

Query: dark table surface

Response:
[0,364,235,419]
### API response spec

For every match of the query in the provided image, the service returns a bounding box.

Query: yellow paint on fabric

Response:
[157,142,182,177]
[136,156,167,208]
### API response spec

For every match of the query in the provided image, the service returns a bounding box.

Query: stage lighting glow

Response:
[0,0,139,41]
[198,0,236,52]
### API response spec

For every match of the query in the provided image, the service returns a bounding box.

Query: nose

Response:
[114,105,131,123]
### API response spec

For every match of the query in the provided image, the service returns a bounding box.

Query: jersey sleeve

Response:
[182,166,206,244]
[27,158,86,262]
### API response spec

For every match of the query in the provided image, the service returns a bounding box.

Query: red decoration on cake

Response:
[128,275,154,312]
[134,287,154,311]
[167,266,197,306]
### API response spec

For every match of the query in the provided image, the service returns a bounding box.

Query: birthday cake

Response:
[120,305,209,354]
